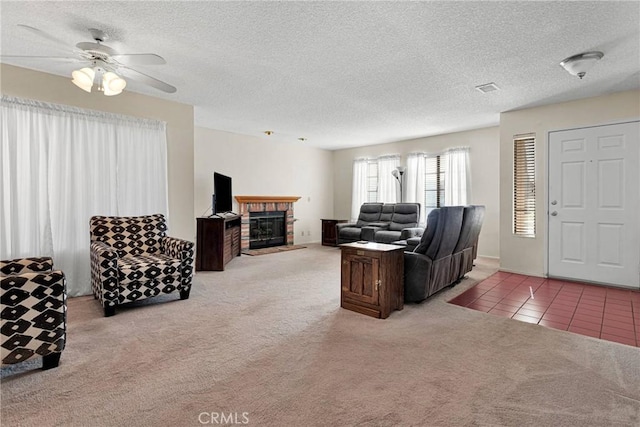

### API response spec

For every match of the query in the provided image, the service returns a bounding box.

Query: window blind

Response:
[513,136,536,237]
[424,155,446,208]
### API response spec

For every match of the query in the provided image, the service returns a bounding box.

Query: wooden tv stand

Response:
[196,215,241,271]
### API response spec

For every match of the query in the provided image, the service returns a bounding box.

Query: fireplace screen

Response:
[249,211,286,249]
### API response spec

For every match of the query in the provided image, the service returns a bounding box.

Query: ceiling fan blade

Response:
[112,54,166,65]
[75,42,118,56]
[0,55,82,63]
[17,24,72,51]
[119,66,176,94]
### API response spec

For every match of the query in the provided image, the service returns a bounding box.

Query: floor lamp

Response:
[391,166,406,203]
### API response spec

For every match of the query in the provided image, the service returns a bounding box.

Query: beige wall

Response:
[194,127,334,243]
[499,89,640,276]
[332,127,500,258]
[1,64,195,239]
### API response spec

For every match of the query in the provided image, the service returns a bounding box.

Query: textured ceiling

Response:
[1,1,639,150]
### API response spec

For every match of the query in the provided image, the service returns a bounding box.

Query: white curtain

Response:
[406,153,427,225]
[376,155,400,203]
[404,147,470,225]
[1,95,168,296]
[351,158,369,221]
[444,147,470,206]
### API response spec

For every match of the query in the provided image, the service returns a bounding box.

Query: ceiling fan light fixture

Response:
[71,67,127,96]
[103,72,126,95]
[560,51,604,79]
[72,78,92,93]
[103,86,122,96]
[71,67,95,91]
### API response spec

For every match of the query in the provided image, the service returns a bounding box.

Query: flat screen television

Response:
[213,172,233,214]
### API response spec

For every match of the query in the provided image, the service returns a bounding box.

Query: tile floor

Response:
[449,271,640,347]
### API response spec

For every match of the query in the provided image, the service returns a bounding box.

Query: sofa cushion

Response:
[355,203,383,227]
[379,204,395,222]
[389,203,419,231]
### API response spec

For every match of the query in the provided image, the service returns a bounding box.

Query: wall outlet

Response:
[301,231,304,236]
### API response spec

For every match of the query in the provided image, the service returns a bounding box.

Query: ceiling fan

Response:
[2,25,176,95]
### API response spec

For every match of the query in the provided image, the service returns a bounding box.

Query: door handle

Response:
[551,211,558,216]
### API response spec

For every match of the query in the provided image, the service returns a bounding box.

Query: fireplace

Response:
[249,211,286,249]
[235,196,301,252]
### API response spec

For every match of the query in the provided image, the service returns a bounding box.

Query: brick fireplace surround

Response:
[235,196,301,251]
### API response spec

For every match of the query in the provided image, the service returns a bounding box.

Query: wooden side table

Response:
[340,242,404,319]
[321,219,347,246]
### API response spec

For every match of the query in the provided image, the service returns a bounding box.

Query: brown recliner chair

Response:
[1,257,67,370]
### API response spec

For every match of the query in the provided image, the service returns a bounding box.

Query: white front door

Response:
[548,121,640,289]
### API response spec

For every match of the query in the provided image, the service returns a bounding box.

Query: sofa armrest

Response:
[360,226,376,241]
[160,236,195,288]
[403,252,434,302]
[336,222,357,232]
[367,222,390,229]
[405,236,422,252]
[0,257,53,276]
[399,227,424,240]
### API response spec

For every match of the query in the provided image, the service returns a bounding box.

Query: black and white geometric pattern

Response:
[1,257,67,366]
[0,257,53,275]
[89,214,194,316]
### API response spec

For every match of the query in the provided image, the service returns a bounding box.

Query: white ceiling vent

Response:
[475,82,500,93]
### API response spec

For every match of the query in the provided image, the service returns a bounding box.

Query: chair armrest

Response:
[336,222,357,232]
[1,270,66,292]
[89,241,118,260]
[0,270,67,360]
[0,257,53,276]
[160,236,194,259]
[90,241,120,306]
[399,227,424,240]
[160,236,195,289]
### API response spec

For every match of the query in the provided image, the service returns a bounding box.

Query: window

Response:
[424,155,446,209]
[366,159,378,202]
[352,156,400,219]
[513,135,536,237]
[406,147,470,224]
[1,95,168,296]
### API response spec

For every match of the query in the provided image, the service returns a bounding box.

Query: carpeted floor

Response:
[1,243,639,426]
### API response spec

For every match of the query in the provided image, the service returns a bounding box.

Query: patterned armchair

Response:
[89,214,194,317]
[1,257,67,370]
